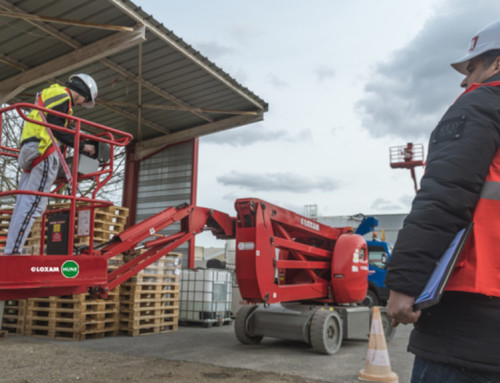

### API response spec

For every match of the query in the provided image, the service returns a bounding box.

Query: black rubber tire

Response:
[206,259,226,269]
[234,305,263,345]
[362,290,379,307]
[309,309,343,355]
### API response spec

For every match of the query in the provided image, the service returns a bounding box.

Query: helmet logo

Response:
[469,36,479,52]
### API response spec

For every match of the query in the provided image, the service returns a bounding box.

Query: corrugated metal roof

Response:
[0,0,268,154]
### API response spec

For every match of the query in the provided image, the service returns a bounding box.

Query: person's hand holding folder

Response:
[387,223,473,327]
[387,290,422,327]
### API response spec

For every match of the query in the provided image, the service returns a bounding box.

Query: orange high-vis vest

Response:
[446,148,500,297]
[446,81,500,297]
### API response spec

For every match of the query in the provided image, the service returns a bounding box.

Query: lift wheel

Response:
[309,309,343,355]
[234,305,263,345]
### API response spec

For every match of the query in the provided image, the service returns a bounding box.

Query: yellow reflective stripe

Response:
[43,93,69,108]
[480,181,500,201]
[20,84,72,155]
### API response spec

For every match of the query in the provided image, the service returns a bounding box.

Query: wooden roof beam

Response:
[99,59,214,123]
[101,102,170,135]
[0,10,135,32]
[0,0,214,123]
[99,100,261,116]
[0,53,29,72]
[0,26,146,104]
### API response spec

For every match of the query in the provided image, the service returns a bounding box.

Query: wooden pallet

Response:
[124,252,182,284]
[120,282,179,294]
[120,299,179,312]
[108,254,124,273]
[126,273,180,285]
[119,281,180,336]
[1,300,26,335]
[120,316,178,337]
[24,289,120,341]
[119,301,179,337]
[0,211,13,241]
[2,203,129,252]
[120,283,179,303]
[25,323,120,341]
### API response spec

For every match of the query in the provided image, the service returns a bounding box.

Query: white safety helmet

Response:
[68,73,98,109]
[451,20,500,75]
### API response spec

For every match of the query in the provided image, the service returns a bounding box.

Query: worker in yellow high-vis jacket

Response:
[4,73,98,255]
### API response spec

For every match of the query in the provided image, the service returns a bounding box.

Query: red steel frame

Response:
[233,198,368,305]
[0,103,133,254]
[0,203,235,299]
[0,103,132,298]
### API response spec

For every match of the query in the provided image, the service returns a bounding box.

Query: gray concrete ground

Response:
[22,320,414,382]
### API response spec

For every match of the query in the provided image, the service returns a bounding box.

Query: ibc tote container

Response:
[180,269,232,327]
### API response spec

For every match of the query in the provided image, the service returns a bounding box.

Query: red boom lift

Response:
[0,104,393,354]
[389,142,425,194]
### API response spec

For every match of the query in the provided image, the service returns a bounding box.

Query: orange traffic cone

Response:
[358,307,398,382]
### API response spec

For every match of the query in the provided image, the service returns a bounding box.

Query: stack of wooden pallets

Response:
[78,204,129,246]
[1,300,26,335]
[1,288,120,341]
[22,203,129,253]
[23,288,120,341]
[0,203,129,254]
[1,203,129,341]
[0,210,12,249]
[23,217,44,254]
[1,253,182,340]
[1,255,126,341]
[119,252,181,336]
[1,205,183,340]
[94,205,128,240]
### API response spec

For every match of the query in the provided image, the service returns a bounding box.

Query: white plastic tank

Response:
[180,269,232,326]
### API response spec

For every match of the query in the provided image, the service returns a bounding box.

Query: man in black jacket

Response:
[386,20,500,382]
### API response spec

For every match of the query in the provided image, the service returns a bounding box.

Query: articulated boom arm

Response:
[234,198,369,305]
[0,204,235,300]
[97,204,235,295]
[0,197,367,305]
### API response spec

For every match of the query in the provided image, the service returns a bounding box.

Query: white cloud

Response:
[217,171,339,193]
[266,73,289,88]
[356,0,500,140]
[315,66,336,82]
[370,198,404,211]
[134,0,500,248]
[201,124,311,146]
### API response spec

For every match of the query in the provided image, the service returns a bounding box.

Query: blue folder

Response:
[414,223,473,311]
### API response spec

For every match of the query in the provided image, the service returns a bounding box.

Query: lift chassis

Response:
[0,104,394,354]
[231,198,393,354]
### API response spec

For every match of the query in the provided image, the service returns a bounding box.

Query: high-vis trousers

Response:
[4,142,60,255]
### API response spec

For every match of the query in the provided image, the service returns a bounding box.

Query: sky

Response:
[134,0,500,247]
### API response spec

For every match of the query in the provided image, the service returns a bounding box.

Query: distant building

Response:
[317,213,407,244]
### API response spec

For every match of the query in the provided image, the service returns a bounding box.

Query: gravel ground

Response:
[0,335,329,383]
[0,319,414,383]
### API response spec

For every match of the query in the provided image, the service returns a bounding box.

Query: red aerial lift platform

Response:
[0,103,393,354]
[389,142,425,194]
